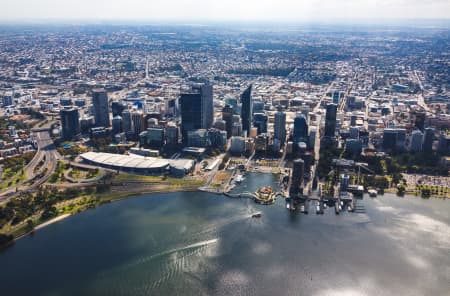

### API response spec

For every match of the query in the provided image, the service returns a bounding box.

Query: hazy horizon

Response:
[1,0,449,23]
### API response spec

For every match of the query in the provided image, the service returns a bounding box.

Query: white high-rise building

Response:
[409,130,424,152]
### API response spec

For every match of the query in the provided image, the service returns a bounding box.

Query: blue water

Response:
[0,173,449,296]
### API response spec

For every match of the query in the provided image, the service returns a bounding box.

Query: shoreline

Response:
[34,214,71,231]
[1,186,200,248]
[2,183,447,249]
[11,214,73,243]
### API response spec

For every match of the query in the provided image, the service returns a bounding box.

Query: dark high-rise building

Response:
[350,115,357,127]
[290,159,305,196]
[413,111,426,131]
[180,93,201,143]
[423,127,434,153]
[111,101,126,117]
[274,111,286,145]
[222,104,234,138]
[180,83,214,144]
[382,128,406,152]
[293,114,308,144]
[438,133,450,155]
[60,108,80,140]
[112,115,123,135]
[324,103,337,138]
[121,109,132,134]
[240,85,252,137]
[92,89,110,127]
[253,113,268,134]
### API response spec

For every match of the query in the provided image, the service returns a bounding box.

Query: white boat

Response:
[236,175,244,184]
[316,205,321,214]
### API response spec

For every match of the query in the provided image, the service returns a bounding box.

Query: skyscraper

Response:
[423,127,434,153]
[293,114,308,144]
[131,109,144,138]
[413,111,426,131]
[197,83,214,130]
[60,107,80,140]
[165,124,179,147]
[240,85,252,137]
[409,130,424,152]
[222,104,234,138]
[111,100,126,117]
[112,115,123,135]
[121,109,133,134]
[92,89,110,127]
[324,103,337,138]
[383,128,406,152]
[290,159,305,196]
[180,83,214,144]
[274,111,286,145]
[253,113,268,134]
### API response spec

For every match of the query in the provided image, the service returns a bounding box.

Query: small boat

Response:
[368,189,377,197]
[251,212,262,218]
[236,175,244,184]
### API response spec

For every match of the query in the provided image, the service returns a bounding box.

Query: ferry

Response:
[251,212,262,218]
[368,189,378,197]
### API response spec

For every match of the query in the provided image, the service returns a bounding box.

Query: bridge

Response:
[223,191,256,199]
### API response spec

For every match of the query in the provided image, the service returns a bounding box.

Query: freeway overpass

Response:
[0,129,61,202]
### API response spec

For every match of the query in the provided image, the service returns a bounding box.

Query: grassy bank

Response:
[0,176,205,248]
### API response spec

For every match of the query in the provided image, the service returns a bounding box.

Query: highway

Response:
[0,128,61,202]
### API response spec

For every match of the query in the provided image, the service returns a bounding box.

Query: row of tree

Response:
[0,184,110,233]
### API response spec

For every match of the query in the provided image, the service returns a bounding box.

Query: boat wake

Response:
[102,238,219,276]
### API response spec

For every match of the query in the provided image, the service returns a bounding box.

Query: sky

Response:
[0,0,449,22]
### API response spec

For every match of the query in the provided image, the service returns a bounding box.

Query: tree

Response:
[0,233,14,246]
[41,206,57,220]
[96,184,111,194]
[25,219,34,232]
[396,184,406,196]
[421,187,431,198]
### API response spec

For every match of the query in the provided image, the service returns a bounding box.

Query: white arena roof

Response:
[80,152,170,170]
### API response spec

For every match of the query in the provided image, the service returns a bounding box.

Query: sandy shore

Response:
[34,214,71,231]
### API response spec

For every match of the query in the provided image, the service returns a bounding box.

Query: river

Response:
[0,173,449,296]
